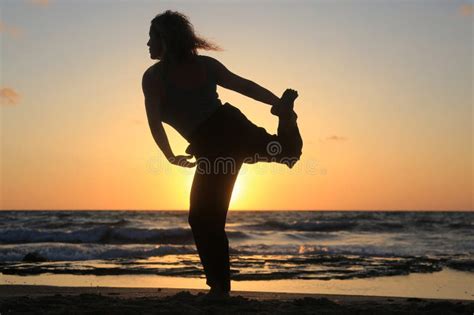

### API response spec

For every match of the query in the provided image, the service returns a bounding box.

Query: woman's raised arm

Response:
[206,56,280,108]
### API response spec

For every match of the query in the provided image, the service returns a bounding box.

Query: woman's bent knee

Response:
[280,155,301,169]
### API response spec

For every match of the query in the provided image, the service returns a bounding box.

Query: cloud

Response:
[0,87,21,106]
[0,20,23,38]
[459,3,473,16]
[29,0,50,6]
[326,135,347,141]
[1,1,50,40]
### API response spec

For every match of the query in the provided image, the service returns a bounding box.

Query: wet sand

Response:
[1,285,473,314]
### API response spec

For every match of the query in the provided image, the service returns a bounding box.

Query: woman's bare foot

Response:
[196,286,230,302]
[271,88,298,119]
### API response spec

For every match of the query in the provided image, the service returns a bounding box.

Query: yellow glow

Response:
[180,167,248,210]
[230,177,243,207]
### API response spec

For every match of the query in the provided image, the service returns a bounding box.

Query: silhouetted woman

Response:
[142,10,303,300]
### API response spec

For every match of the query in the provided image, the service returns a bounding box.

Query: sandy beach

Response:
[1,284,473,314]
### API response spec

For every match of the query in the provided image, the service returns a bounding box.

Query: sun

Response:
[230,178,242,205]
[230,172,254,209]
[183,169,249,210]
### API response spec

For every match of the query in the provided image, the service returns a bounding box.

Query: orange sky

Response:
[1,1,472,210]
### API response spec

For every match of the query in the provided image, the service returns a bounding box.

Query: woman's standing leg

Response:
[188,155,244,293]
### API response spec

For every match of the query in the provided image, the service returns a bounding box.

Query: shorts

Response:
[185,102,303,168]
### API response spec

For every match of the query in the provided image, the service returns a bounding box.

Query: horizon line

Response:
[0,209,472,212]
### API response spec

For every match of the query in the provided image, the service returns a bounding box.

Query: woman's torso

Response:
[153,55,222,141]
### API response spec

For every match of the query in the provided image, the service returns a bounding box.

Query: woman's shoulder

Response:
[197,54,219,65]
[197,55,221,79]
[143,62,166,87]
[144,61,163,78]
[142,62,165,95]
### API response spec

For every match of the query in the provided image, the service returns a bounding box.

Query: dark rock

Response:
[22,252,47,262]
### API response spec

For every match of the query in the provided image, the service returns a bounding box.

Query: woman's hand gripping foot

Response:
[271,88,298,121]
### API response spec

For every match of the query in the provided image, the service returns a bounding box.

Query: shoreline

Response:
[2,268,473,301]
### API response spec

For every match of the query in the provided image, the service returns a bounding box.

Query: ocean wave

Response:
[4,242,460,263]
[234,243,474,258]
[0,227,248,245]
[239,220,358,232]
[0,243,196,262]
[236,218,473,233]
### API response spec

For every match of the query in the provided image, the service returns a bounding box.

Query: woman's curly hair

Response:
[151,10,221,63]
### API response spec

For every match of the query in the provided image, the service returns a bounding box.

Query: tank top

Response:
[155,55,222,141]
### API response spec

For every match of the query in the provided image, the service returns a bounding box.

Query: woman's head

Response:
[148,10,220,62]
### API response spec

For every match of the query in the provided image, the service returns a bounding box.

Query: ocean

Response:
[0,210,472,281]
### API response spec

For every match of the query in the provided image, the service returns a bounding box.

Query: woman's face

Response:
[147,26,165,60]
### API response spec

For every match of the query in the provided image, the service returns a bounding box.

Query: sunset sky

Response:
[1,0,472,211]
